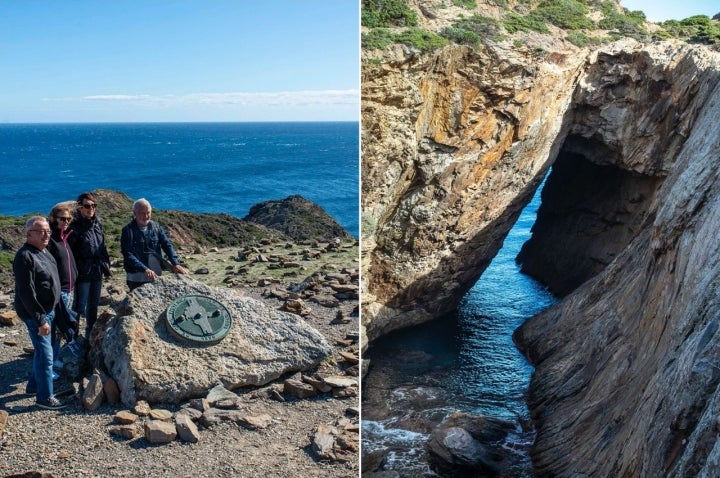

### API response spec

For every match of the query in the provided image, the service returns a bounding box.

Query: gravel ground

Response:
[0,242,360,478]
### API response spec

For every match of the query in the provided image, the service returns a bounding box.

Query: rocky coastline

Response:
[361,1,720,476]
[0,192,359,477]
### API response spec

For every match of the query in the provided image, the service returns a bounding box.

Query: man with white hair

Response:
[120,198,188,291]
[13,216,65,409]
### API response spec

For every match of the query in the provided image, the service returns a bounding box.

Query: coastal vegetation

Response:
[361,0,417,28]
[361,0,720,51]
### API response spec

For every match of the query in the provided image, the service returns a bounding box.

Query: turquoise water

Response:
[362,184,557,476]
[0,122,359,236]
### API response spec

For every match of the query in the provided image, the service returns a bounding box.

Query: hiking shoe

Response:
[25,384,37,395]
[36,396,66,410]
[53,359,64,370]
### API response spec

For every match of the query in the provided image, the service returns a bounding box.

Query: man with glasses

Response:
[13,216,66,409]
[69,192,111,339]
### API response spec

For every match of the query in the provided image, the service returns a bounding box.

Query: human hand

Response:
[145,269,158,281]
[38,322,51,336]
[173,264,189,275]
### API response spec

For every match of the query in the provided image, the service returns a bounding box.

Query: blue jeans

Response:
[75,279,102,337]
[52,291,73,362]
[24,309,56,401]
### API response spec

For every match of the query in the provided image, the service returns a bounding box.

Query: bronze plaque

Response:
[166,295,233,345]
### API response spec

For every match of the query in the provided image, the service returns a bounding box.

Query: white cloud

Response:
[43,90,359,108]
[83,94,152,101]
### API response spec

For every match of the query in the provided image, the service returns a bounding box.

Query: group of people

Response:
[13,193,187,410]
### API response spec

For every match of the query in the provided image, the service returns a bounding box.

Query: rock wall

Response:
[362,38,719,335]
[518,42,720,296]
[362,40,585,340]
[515,67,720,475]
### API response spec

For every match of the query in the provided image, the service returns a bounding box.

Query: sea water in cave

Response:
[362,181,558,477]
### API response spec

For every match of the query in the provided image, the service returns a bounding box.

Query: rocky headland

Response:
[0,191,359,477]
[362,1,719,476]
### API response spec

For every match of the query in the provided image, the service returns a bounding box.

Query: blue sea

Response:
[0,122,359,237]
[362,182,558,476]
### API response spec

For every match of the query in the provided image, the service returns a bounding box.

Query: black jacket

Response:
[48,228,78,292]
[13,243,61,326]
[68,214,110,282]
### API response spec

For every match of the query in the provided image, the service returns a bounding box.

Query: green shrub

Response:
[651,29,673,40]
[441,14,507,46]
[362,28,395,49]
[362,0,418,28]
[394,28,449,51]
[534,0,595,30]
[452,0,477,8]
[599,9,648,40]
[363,27,449,51]
[599,0,615,16]
[441,26,482,46]
[0,251,12,271]
[503,12,550,33]
[660,15,720,45]
[451,14,504,40]
[625,10,646,23]
[565,30,601,47]
[681,15,713,27]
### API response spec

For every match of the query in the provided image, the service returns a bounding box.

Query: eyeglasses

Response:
[82,203,97,209]
[55,216,72,222]
[29,229,52,236]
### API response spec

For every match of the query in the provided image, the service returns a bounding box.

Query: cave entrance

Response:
[516,136,664,296]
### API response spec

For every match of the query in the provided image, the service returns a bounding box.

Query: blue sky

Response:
[0,1,360,123]
[621,0,718,22]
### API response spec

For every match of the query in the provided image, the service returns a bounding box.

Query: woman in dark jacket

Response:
[68,192,111,338]
[47,201,81,359]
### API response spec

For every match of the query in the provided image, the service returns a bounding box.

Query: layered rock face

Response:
[518,43,718,296]
[362,41,586,340]
[515,67,720,475]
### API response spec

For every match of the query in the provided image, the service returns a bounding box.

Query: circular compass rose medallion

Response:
[165,295,233,345]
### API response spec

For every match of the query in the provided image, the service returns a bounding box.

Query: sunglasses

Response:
[82,203,97,209]
[55,216,72,222]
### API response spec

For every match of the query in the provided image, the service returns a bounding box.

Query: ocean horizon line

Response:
[0,120,359,126]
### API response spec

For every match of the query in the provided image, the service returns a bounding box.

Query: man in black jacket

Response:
[13,216,66,410]
[120,198,188,291]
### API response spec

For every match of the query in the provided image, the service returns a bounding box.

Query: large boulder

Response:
[426,412,515,477]
[99,274,332,405]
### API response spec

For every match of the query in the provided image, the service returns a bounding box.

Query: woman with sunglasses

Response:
[68,192,111,340]
[47,202,81,361]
